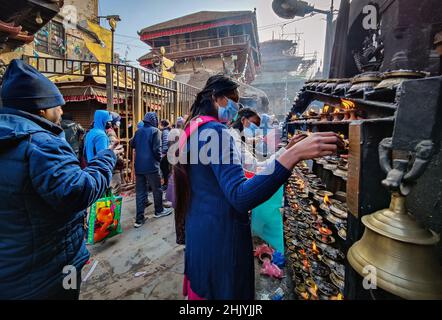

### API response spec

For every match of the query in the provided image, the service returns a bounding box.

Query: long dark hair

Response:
[230,108,260,133]
[174,75,239,232]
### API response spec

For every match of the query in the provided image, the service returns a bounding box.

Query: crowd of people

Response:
[0,60,343,300]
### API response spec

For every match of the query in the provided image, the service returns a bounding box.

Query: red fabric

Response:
[244,170,255,179]
[183,275,205,300]
[64,95,124,105]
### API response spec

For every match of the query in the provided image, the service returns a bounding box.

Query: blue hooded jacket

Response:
[84,110,111,163]
[0,60,116,299]
[130,112,161,174]
[0,107,116,299]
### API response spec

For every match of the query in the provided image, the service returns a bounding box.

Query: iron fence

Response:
[23,55,199,182]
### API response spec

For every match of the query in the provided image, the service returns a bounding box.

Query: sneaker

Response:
[134,217,147,228]
[154,208,173,218]
[163,200,172,208]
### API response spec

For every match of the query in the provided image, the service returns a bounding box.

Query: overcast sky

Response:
[100,0,341,67]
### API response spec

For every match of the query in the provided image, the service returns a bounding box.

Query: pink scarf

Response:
[178,116,219,152]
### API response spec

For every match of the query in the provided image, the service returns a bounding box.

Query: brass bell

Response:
[347,192,442,300]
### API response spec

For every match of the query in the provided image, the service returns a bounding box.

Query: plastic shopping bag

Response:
[251,186,284,253]
[87,193,123,244]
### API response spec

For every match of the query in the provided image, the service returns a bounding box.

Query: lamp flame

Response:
[341,99,356,110]
[323,195,332,206]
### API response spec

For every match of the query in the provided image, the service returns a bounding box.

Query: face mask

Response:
[244,121,259,138]
[218,98,239,123]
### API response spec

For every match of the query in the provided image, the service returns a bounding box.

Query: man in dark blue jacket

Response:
[0,60,123,300]
[131,112,173,228]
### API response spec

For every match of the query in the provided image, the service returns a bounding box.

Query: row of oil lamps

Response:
[291,99,363,123]
[284,163,348,300]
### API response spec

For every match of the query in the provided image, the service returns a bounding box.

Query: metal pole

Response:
[284,78,288,116]
[322,0,334,78]
[111,29,115,64]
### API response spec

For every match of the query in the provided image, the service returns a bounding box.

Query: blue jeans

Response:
[136,172,164,222]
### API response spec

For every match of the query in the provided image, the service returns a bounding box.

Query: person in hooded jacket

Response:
[84,110,112,164]
[130,112,173,228]
[0,60,124,300]
[107,112,124,195]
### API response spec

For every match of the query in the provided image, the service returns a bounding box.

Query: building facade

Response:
[138,10,261,86]
[0,0,99,64]
[252,39,317,118]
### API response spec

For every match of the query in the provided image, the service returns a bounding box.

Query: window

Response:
[218,27,228,38]
[230,25,244,37]
[35,21,65,57]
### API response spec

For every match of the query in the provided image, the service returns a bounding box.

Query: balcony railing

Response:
[160,35,250,55]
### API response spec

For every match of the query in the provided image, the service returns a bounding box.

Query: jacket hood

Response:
[0,107,63,148]
[92,110,111,131]
[143,112,158,128]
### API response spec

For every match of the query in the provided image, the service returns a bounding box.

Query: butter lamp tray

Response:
[330,271,345,291]
[318,281,339,297]
[338,228,347,240]
[330,202,348,219]
[315,233,336,244]
[324,247,345,261]
[326,213,346,225]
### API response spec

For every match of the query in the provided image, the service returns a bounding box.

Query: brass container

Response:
[349,109,358,121]
[323,79,339,94]
[347,72,383,98]
[308,80,319,91]
[333,78,352,96]
[347,193,442,300]
[320,113,330,122]
[375,70,427,90]
[332,111,344,122]
[316,80,328,92]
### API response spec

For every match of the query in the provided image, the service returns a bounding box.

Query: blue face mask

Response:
[218,98,239,123]
[244,122,259,138]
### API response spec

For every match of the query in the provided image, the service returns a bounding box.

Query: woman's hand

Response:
[286,134,308,149]
[291,132,343,161]
[278,132,343,170]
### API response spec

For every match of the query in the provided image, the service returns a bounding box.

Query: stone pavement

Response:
[79,192,292,300]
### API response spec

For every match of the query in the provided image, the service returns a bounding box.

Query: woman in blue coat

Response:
[174,75,342,300]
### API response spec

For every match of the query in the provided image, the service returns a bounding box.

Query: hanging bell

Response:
[347,192,442,300]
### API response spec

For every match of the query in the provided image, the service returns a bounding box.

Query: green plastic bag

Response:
[251,186,284,253]
[87,193,123,245]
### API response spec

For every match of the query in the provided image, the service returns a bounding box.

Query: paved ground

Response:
[80,192,185,300]
[79,192,293,300]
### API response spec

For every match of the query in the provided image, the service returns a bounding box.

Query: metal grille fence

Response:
[23,55,199,182]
